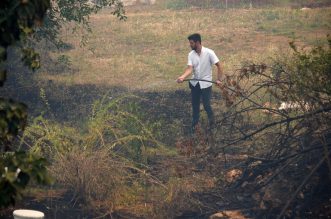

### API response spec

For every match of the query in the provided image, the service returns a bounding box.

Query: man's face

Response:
[189,40,198,51]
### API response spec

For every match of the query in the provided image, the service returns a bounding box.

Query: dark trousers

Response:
[189,82,214,128]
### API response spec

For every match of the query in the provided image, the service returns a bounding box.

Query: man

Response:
[177,33,223,133]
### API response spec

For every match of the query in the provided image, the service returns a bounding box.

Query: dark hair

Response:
[188,33,201,43]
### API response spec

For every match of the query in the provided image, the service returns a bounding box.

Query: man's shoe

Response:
[191,124,200,136]
[191,126,196,135]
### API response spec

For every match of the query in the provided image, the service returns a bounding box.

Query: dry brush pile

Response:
[203,37,331,218]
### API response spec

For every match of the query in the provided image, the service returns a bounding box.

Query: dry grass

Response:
[50,149,128,206]
[11,5,330,218]
[48,146,219,218]
[36,7,331,91]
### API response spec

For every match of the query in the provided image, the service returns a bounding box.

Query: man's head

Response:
[188,33,201,51]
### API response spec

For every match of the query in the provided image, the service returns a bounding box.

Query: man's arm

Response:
[177,65,193,83]
[215,62,224,85]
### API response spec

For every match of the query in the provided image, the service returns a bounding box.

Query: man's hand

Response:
[177,76,185,83]
[215,62,224,87]
[216,73,227,88]
[216,79,222,86]
[177,66,192,83]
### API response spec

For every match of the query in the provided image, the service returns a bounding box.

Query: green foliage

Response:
[16,96,172,212]
[21,47,41,70]
[0,0,50,85]
[271,36,331,105]
[0,0,126,209]
[0,0,50,47]
[20,115,78,158]
[290,36,331,98]
[35,0,126,47]
[0,151,52,207]
[0,0,126,207]
[88,95,168,163]
[0,99,27,148]
[17,95,171,164]
[39,88,51,114]
[0,0,50,148]
[0,0,52,208]
[221,37,331,218]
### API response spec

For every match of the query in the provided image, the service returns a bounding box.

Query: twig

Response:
[215,106,331,153]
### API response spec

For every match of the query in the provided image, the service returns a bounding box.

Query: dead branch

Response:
[215,106,331,154]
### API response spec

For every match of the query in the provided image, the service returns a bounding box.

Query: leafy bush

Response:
[0,151,52,207]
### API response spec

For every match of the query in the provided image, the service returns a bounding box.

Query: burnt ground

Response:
[1,152,330,219]
[1,70,331,218]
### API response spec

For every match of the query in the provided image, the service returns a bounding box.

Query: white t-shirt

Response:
[187,46,220,89]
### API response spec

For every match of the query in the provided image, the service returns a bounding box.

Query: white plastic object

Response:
[13,209,45,219]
